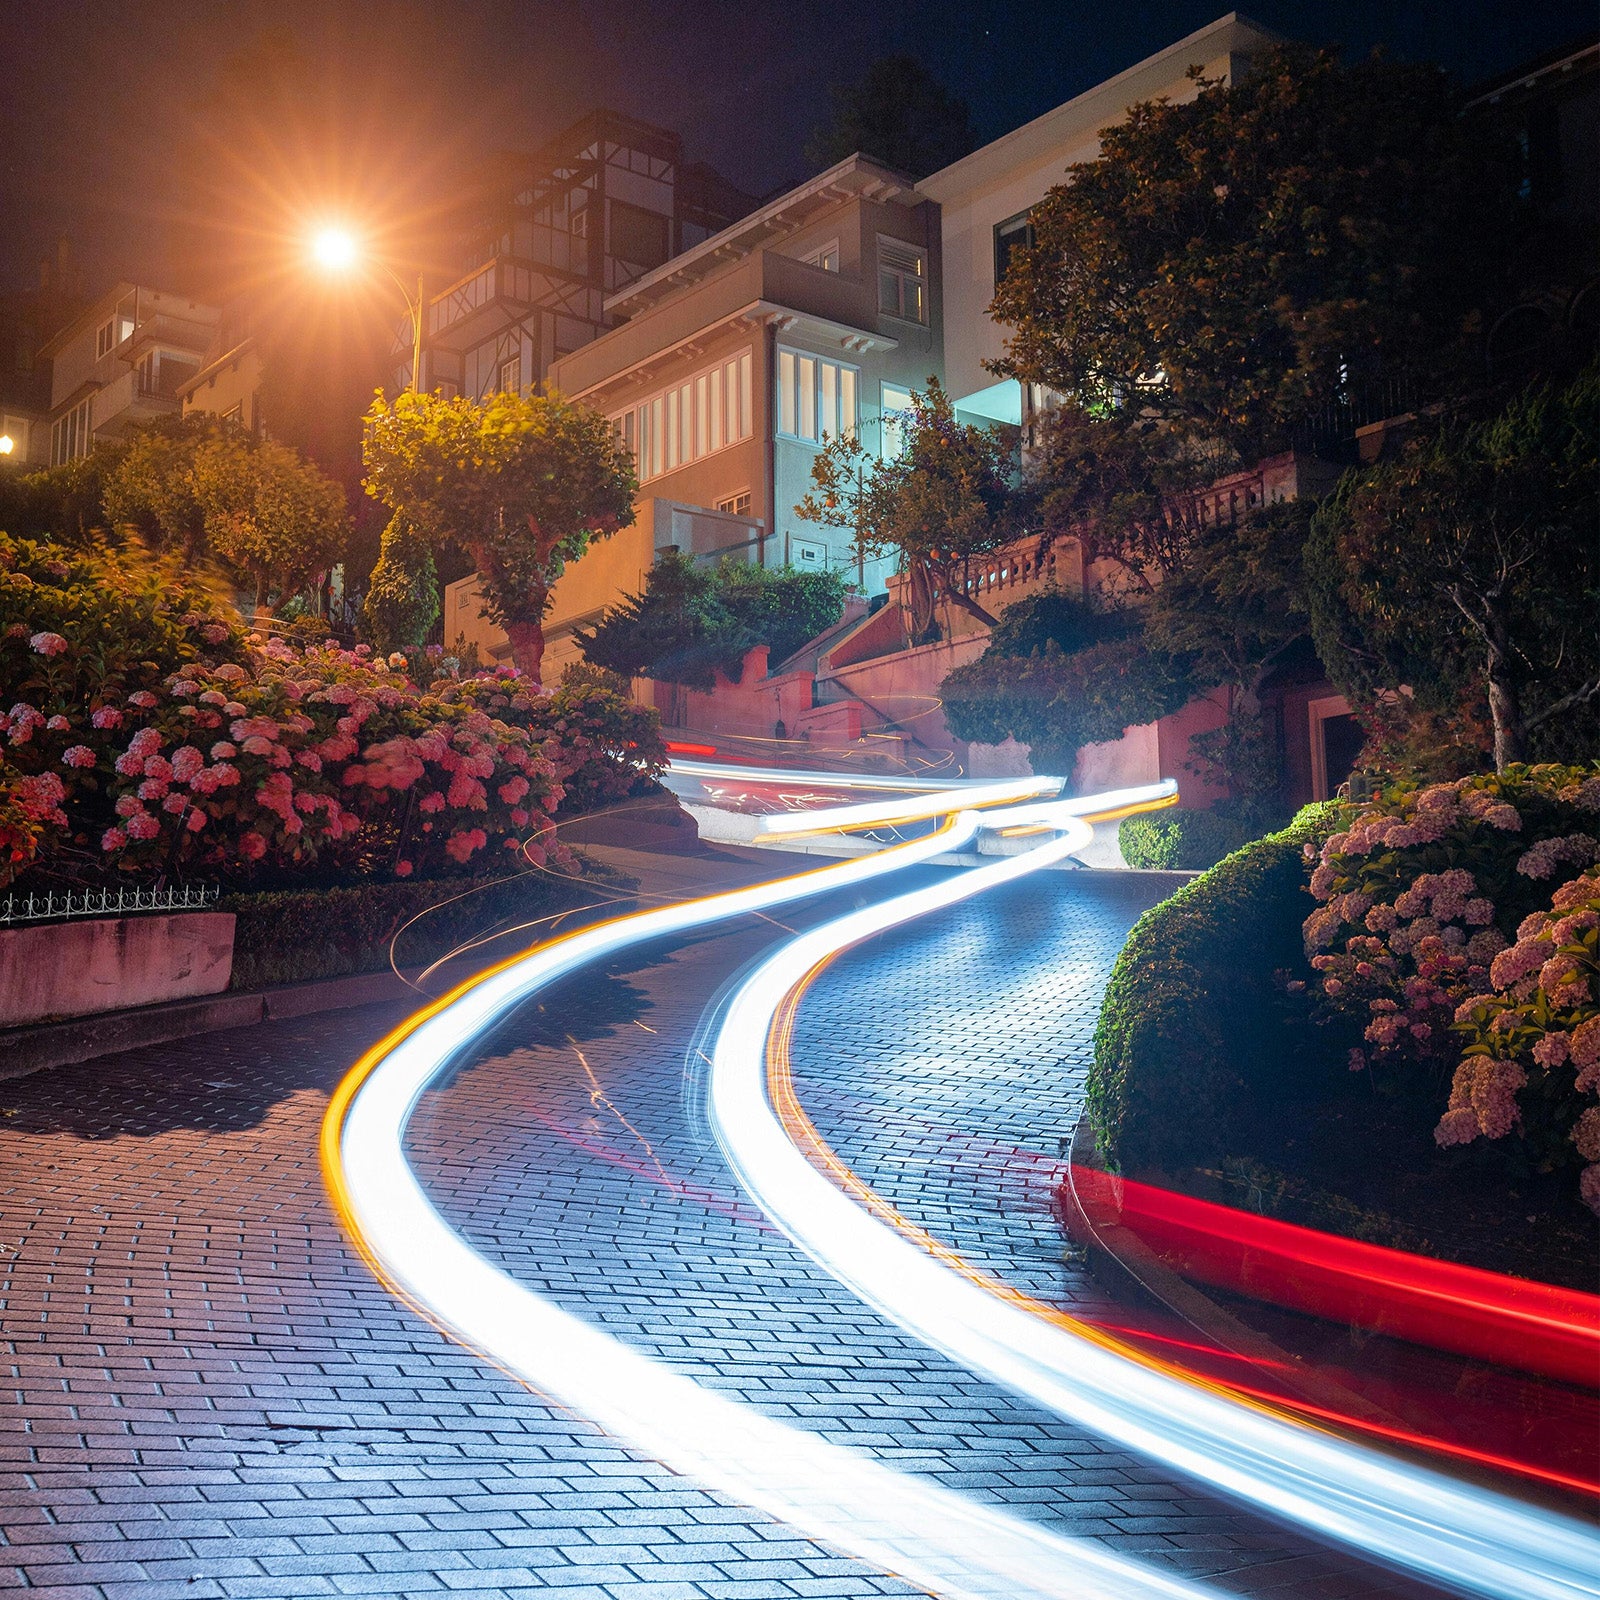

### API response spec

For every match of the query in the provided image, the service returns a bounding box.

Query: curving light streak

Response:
[668,755,1051,793]
[323,804,1226,1600]
[706,846,1600,1600]
[754,774,1064,837]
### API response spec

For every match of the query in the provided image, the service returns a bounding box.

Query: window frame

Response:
[876,236,928,325]
[611,347,754,486]
[993,209,1036,288]
[800,239,840,273]
[775,345,859,447]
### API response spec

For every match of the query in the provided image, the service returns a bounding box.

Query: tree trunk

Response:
[1484,609,1524,772]
[944,588,1001,629]
[504,616,546,680]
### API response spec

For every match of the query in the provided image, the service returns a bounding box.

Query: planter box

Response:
[0,912,236,1027]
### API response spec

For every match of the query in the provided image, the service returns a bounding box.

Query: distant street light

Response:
[0,435,14,457]
[311,227,426,393]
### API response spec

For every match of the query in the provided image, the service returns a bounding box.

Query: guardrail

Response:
[0,883,221,927]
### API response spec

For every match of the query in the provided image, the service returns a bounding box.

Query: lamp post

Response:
[312,229,426,392]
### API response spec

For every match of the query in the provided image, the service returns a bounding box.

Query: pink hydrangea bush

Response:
[1303,765,1600,1210]
[1443,871,1600,1210]
[0,543,668,887]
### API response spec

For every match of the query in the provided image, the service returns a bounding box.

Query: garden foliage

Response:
[1118,808,1251,871]
[1304,765,1600,1209]
[1089,804,1339,1173]
[0,532,666,890]
[578,552,846,690]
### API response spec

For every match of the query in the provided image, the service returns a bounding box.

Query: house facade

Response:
[178,299,265,433]
[445,154,943,678]
[416,112,754,405]
[39,284,217,465]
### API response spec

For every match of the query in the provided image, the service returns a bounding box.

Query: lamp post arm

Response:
[371,259,426,394]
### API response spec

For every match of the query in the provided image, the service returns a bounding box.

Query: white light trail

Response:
[323,807,1226,1600]
[754,774,1063,837]
[706,837,1600,1600]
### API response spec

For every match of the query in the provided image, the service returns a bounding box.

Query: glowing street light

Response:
[0,435,14,457]
[309,225,426,392]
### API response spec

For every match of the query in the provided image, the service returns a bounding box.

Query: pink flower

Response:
[125,811,160,840]
[46,714,69,731]
[186,808,207,832]
[211,741,238,759]
[127,690,158,709]
[162,792,189,815]
[61,745,96,769]
[137,778,169,801]
[237,831,268,862]
[241,735,274,756]
[101,826,128,852]
[29,631,68,656]
[170,746,204,782]
[394,860,414,878]
[91,706,123,730]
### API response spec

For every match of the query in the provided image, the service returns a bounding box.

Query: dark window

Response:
[994,211,1035,286]
[608,200,670,271]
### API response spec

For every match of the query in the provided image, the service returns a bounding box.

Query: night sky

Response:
[1,0,1593,297]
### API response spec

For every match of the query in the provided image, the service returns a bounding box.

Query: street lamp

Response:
[0,435,14,457]
[312,227,427,393]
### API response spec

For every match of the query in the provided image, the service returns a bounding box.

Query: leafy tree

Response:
[101,413,235,558]
[577,553,845,690]
[804,57,977,179]
[362,389,638,680]
[797,379,1018,641]
[192,435,349,613]
[1309,366,1600,773]
[361,514,440,654]
[2,449,122,543]
[990,44,1512,457]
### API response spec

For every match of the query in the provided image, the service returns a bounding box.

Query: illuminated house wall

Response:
[917,12,1280,433]
[446,154,944,678]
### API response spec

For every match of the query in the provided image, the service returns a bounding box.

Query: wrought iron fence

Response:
[0,882,221,928]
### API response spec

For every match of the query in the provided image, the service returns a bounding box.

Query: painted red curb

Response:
[1068,1166,1600,1390]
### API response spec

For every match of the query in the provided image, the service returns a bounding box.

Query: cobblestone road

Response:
[0,857,1438,1599]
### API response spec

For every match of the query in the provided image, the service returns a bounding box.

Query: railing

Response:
[1292,376,1418,454]
[0,882,221,928]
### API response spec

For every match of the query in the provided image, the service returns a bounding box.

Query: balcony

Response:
[553,250,894,400]
[427,252,602,350]
[647,498,766,565]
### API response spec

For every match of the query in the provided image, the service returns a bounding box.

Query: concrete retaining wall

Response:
[0,912,236,1027]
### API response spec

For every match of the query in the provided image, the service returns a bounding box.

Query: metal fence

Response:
[0,883,221,928]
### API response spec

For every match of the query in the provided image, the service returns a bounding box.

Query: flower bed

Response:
[0,532,667,893]
[1087,765,1600,1288]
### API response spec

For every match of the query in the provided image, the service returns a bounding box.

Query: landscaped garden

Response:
[1088,766,1600,1288]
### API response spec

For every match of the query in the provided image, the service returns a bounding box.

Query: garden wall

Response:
[0,912,236,1027]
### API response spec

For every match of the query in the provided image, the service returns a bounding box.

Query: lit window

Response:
[96,320,116,359]
[612,348,753,485]
[50,395,93,465]
[880,383,913,459]
[776,346,858,444]
[877,238,926,323]
[498,356,522,393]
[993,211,1035,286]
[801,241,840,272]
[716,491,752,519]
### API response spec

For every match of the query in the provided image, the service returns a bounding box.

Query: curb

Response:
[0,966,422,1083]
[1057,1109,1407,1431]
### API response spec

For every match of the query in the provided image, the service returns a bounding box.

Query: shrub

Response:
[1304,764,1600,1209]
[1118,808,1252,870]
[224,868,596,989]
[0,533,668,889]
[1088,803,1340,1173]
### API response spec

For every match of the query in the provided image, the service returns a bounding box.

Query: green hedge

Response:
[223,868,610,990]
[1087,802,1342,1174]
[1118,808,1252,871]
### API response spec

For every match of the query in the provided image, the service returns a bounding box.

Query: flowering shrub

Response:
[0,536,668,888]
[1303,765,1600,1209]
[1445,871,1599,1210]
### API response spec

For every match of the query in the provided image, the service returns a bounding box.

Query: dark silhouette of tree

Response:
[805,57,977,178]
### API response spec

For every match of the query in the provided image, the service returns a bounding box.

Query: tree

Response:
[1308,367,1600,773]
[101,413,234,558]
[192,436,349,613]
[577,553,846,690]
[990,45,1513,458]
[361,514,440,655]
[805,57,977,179]
[796,379,1019,641]
[362,389,637,679]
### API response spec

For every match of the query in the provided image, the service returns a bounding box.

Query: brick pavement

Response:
[0,862,1441,1598]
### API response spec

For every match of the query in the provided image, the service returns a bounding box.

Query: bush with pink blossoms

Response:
[1443,870,1600,1210]
[1304,764,1600,1210]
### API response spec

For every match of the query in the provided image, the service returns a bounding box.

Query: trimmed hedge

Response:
[223,867,611,990]
[1118,808,1252,871]
[1087,802,1342,1174]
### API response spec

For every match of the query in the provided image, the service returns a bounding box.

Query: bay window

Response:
[776,346,858,445]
